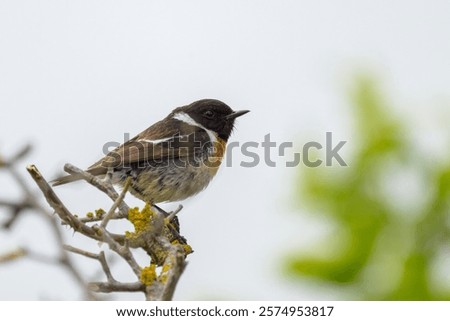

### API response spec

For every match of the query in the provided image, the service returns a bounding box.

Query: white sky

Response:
[1,0,449,300]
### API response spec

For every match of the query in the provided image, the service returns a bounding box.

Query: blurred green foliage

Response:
[287,76,450,300]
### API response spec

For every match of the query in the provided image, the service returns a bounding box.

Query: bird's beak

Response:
[226,110,250,120]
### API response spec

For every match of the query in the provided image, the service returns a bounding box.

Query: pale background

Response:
[0,0,449,300]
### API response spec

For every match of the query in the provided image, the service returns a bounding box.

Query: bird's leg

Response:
[152,204,187,245]
[153,204,170,217]
[166,204,183,222]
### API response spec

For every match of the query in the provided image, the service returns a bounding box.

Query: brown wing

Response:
[52,117,212,186]
[90,117,212,170]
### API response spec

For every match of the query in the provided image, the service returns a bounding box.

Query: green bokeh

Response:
[286,76,450,300]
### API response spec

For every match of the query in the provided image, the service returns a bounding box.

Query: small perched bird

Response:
[52,99,249,205]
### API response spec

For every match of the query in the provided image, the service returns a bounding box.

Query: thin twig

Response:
[89,281,145,293]
[98,251,115,283]
[165,204,183,223]
[92,224,142,278]
[0,199,33,229]
[63,163,129,217]
[101,177,131,228]
[64,245,116,283]
[0,248,26,263]
[63,244,98,260]
[0,148,96,300]
[26,165,100,239]
[77,211,127,224]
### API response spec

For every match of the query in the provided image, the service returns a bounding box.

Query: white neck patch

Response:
[173,112,217,143]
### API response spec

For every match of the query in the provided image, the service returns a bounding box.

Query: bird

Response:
[52,99,249,205]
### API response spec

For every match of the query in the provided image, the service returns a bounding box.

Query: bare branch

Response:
[146,243,187,301]
[64,246,116,283]
[101,177,131,228]
[2,149,191,301]
[165,204,183,223]
[98,251,115,283]
[9,144,33,164]
[0,248,26,263]
[89,281,145,293]
[0,144,32,168]
[93,224,142,278]
[27,165,143,277]
[0,199,33,229]
[0,149,96,300]
[77,211,125,223]
[63,163,129,217]
[26,165,100,240]
[63,244,99,260]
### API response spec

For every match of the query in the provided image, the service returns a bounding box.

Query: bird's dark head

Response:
[173,99,249,141]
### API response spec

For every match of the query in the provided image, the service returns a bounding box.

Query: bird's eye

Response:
[203,110,215,119]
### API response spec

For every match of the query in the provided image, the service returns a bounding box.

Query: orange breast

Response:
[204,137,226,174]
[213,138,227,159]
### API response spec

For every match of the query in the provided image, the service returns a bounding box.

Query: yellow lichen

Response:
[126,204,155,238]
[140,264,157,286]
[159,263,171,284]
[86,212,94,218]
[170,240,193,255]
[182,244,193,255]
[95,208,106,218]
[161,263,171,273]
